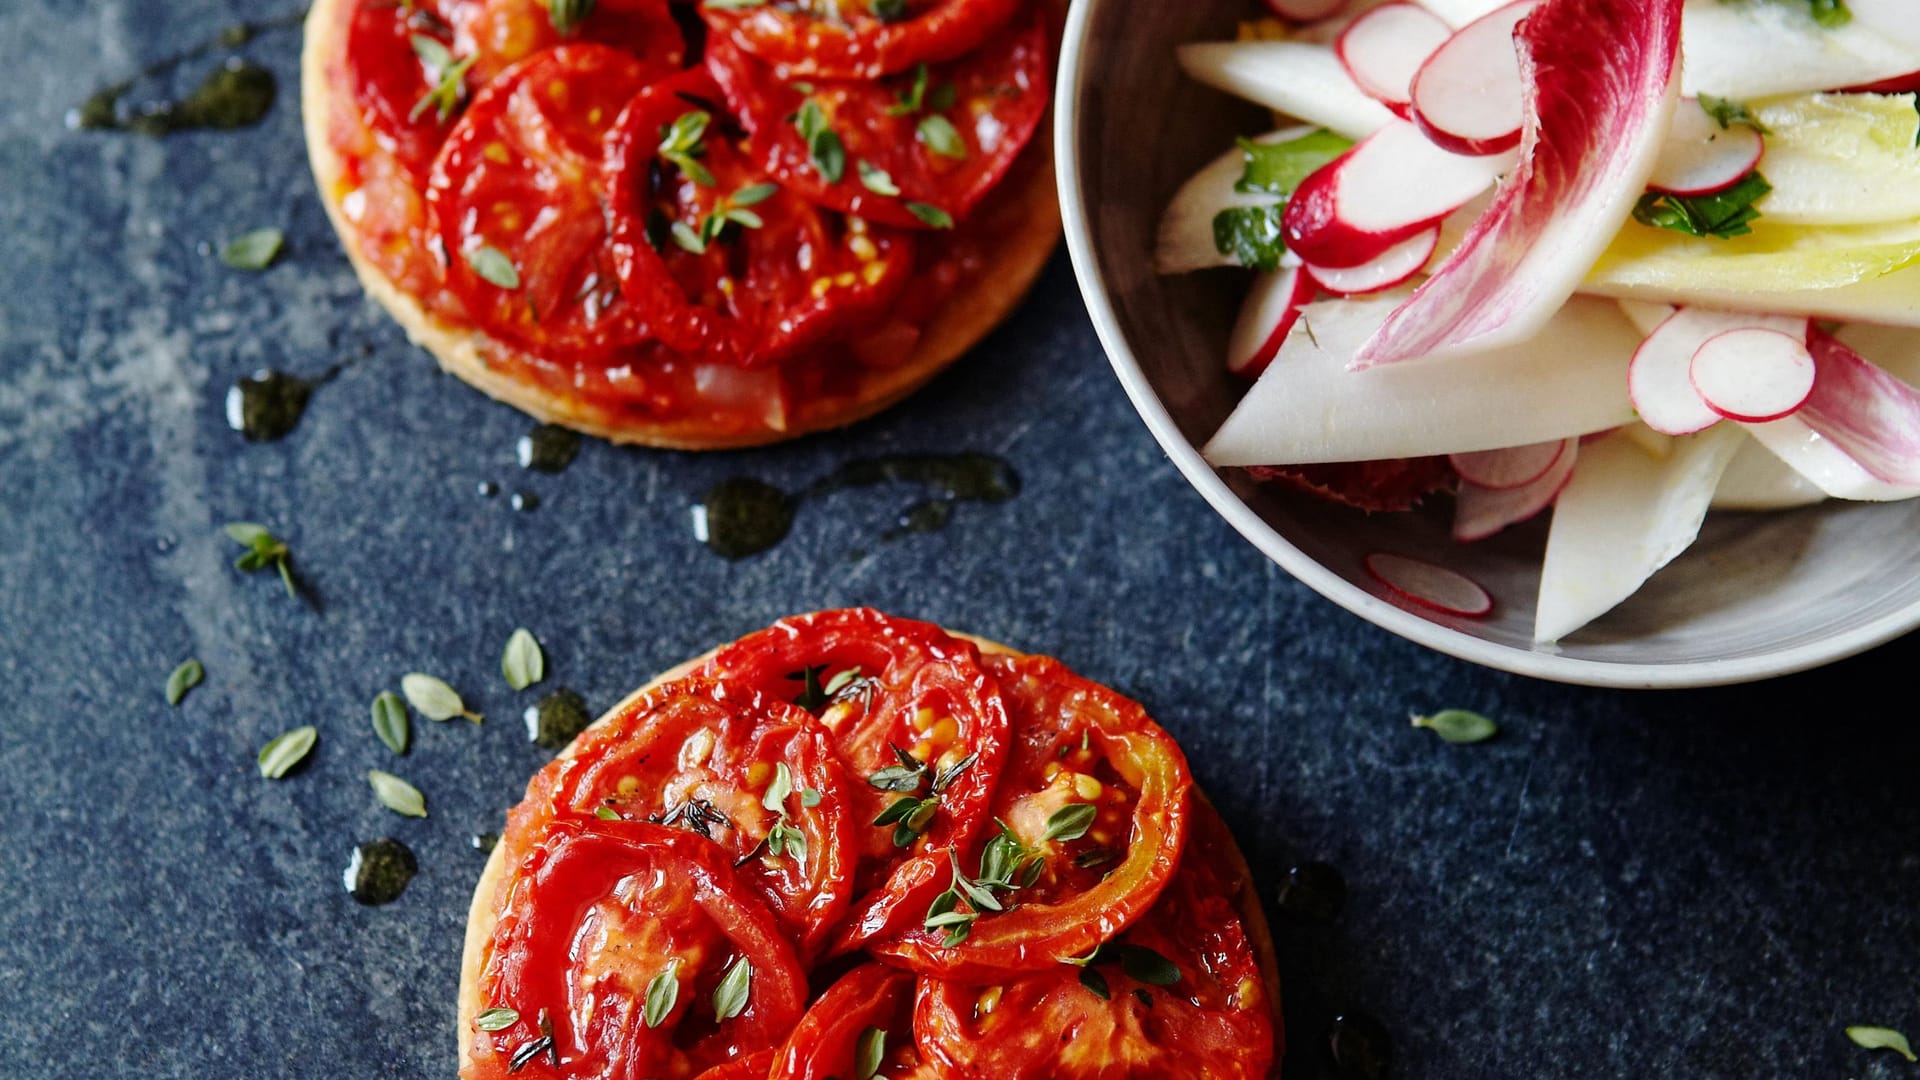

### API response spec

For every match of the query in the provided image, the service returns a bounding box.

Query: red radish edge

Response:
[1306,228,1438,295]
[1264,0,1350,21]
[1364,552,1495,617]
[1229,267,1318,377]
[1452,437,1578,542]
[1283,121,1502,269]
[1690,327,1816,423]
[1646,98,1764,196]
[1409,1,1535,156]
[1627,310,1726,436]
[1337,4,1453,109]
[1448,439,1565,490]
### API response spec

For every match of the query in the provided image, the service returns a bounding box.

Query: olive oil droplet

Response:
[1275,861,1347,923]
[516,424,582,473]
[1326,1012,1393,1080]
[524,689,591,750]
[343,838,418,906]
[225,369,314,441]
[694,478,795,558]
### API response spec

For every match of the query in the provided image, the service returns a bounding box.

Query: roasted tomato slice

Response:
[427,43,670,356]
[871,652,1190,980]
[468,819,808,1078]
[913,803,1277,1080]
[511,677,861,960]
[604,70,917,365]
[697,609,1010,950]
[702,0,1027,80]
[445,0,686,87]
[694,1050,777,1079]
[344,0,463,179]
[769,964,944,1079]
[706,9,1049,230]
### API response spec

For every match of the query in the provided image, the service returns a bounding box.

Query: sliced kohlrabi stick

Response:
[1177,42,1397,141]
[1740,416,1920,501]
[1204,293,1642,466]
[1748,93,1920,227]
[1155,129,1313,274]
[1711,433,1827,510]
[1534,425,1742,643]
[1680,0,1920,100]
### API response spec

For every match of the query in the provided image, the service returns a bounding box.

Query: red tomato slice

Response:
[913,803,1277,1079]
[697,609,1011,951]
[702,0,1028,80]
[427,44,667,357]
[344,0,461,180]
[468,819,808,1078]
[603,70,917,366]
[871,652,1191,980]
[706,8,1050,229]
[446,0,686,88]
[694,1049,777,1079]
[511,677,861,961]
[769,964,944,1079]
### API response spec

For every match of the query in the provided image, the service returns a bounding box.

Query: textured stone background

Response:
[2,2,1917,1077]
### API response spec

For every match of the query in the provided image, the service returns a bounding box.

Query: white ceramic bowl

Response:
[1052,0,1920,687]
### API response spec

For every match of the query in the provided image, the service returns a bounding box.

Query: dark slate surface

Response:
[2,3,1917,1077]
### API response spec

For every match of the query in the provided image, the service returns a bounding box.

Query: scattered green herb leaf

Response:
[906,201,953,229]
[869,0,908,21]
[868,744,927,792]
[402,672,480,722]
[643,962,680,1028]
[767,819,807,859]
[166,658,204,706]
[547,0,595,34]
[856,1025,887,1078]
[371,691,410,755]
[468,246,521,289]
[1698,93,1769,134]
[858,160,901,196]
[1116,944,1181,986]
[763,761,795,812]
[930,752,977,795]
[713,958,752,1021]
[475,1007,519,1032]
[1079,966,1110,1000]
[788,664,832,711]
[220,228,284,271]
[1632,171,1771,239]
[671,220,707,255]
[1043,803,1096,843]
[1806,0,1850,28]
[594,805,620,820]
[1235,129,1351,197]
[1847,1025,1917,1062]
[1409,708,1499,744]
[257,725,317,779]
[888,64,930,117]
[369,769,428,817]
[502,628,545,691]
[800,787,823,808]
[702,0,767,8]
[928,81,956,112]
[659,110,716,187]
[409,35,476,123]
[917,114,966,159]
[1211,205,1287,272]
[224,521,297,598]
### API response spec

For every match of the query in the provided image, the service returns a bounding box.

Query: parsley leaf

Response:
[1234,129,1351,197]
[1632,171,1771,239]
[1697,93,1769,134]
[1211,206,1287,271]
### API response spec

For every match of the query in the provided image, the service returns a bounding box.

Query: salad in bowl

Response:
[1155,0,1920,644]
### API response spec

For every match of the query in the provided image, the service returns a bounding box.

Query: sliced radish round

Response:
[1646,98,1764,196]
[1364,551,1494,617]
[1337,4,1453,110]
[1264,0,1350,21]
[1282,120,1506,267]
[1409,0,1536,156]
[1304,227,1438,295]
[1627,309,1807,436]
[1453,436,1577,542]
[1448,438,1565,490]
[1228,266,1318,377]
[1690,327,1817,423]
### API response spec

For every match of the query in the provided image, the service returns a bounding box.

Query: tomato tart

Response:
[302,0,1060,449]
[458,609,1282,1078]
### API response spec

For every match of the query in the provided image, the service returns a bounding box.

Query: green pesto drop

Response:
[225,369,314,441]
[524,689,591,750]
[343,838,418,906]
[516,424,582,473]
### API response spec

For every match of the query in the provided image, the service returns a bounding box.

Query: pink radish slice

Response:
[1646,98,1764,196]
[1228,266,1318,377]
[1355,0,1684,369]
[1282,120,1505,268]
[1265,0,1350,20]
[1689,328,1816,423]
[1452,436,1577,541]
[1409,0,1535,156]
[1305,227,1438,295]
[1337,4,1453,109]
[1792,331,1920,486]
[1363,552,1494,617]
[1628,308,1807,435]
[1448,438,1565,489]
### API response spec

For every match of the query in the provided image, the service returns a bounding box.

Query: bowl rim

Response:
[1050,0,1920,689]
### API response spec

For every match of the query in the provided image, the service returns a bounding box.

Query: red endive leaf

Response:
[1794,330,1920,487]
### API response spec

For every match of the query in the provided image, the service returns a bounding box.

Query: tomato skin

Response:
[510,677,861,961]
[912,804,1276,1080]
[469,819,808,1079]
[768,964,945,1079]
[707,8,1050,229]
[693,1049,777,1078]
[697,609,1011,951]
[446,0,687,88]
[345,0,458,179]
[703,0,1028,80]
[602,71,918,366]
[871,652,1191,981]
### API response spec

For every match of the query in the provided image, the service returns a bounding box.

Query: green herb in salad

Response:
[1697,93,1768,134]
[1211,207,1287,272]
[1804,0,1850,28]
[1233,130,1351,197]
[1632,171,1771,239]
